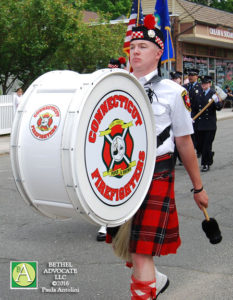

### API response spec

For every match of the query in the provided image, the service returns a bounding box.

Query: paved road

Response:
[0,119,233,300]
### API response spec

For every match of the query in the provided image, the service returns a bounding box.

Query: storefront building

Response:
[141,0,233,87]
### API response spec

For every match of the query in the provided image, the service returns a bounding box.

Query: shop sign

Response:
[209,28,233,39]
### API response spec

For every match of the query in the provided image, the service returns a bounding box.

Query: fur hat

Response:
[131,15,164,50]
[108,57,126,69]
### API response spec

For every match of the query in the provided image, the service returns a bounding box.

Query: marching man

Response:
[192,75,223,172]
[107,14,209,299]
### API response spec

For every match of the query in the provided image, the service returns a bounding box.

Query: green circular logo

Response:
[12,263,36,287]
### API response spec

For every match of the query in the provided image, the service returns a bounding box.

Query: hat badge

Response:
[148,30,155,38]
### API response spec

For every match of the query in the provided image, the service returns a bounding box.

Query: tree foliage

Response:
[189,0,233,13]
[0,0,126,94]
[84,0,132,19]
[61,21,126,73]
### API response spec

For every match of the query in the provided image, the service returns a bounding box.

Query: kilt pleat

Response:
[130,154,181,256]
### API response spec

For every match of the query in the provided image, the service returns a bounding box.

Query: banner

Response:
[123,0,144,56]
[154,0,175,64]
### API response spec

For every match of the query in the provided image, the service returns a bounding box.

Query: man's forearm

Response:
[175,135,203,189]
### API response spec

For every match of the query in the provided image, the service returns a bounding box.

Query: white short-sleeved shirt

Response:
[13,94,21,115]
[138,70,194,156]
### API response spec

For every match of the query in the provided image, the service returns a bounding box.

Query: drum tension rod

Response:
[61,147,74,151]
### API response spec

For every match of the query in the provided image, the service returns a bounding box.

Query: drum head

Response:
[63,69,156,226]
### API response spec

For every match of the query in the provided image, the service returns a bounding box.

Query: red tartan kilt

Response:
[130,155,181,256]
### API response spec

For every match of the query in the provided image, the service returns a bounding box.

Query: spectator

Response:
[13,88,23,115]
[224,85,233,102]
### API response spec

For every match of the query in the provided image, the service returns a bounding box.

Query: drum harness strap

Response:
[144,75,171,149]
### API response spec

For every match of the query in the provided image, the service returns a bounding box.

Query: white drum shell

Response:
[11,69,156,226]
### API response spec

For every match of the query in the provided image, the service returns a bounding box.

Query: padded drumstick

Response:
[202,207,222,244]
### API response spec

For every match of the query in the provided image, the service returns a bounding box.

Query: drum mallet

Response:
[192,91,223,121]
[192,99,214,121]
[202,207,222,244]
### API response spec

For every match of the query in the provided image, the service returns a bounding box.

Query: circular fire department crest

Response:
[85,90,148,207]
[101,119,134,178]
[30,105,60,140]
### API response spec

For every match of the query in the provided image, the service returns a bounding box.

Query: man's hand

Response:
[212,94,219,103]
[193,189,208,210]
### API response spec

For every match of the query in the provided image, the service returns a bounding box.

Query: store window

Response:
[209,58,215,71]
[216,60,227,86]
[196,57,208,76]
[183,56,195,73]
[225,61,233,82]
[183,56,208,76]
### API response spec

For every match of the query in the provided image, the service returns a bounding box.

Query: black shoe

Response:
[96,232,106,242]
[201,165,209,172]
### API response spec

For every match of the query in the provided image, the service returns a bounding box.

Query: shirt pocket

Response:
[152,102,166,116]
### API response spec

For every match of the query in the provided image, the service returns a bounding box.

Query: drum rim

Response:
[62,69,156,226]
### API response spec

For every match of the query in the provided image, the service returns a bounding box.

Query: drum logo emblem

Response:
[100,119,135,178]
[37,113,53,131]
[86,90,147,206]
[30,105,60,140]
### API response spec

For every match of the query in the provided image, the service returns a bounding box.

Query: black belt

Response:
[154,153,175,173]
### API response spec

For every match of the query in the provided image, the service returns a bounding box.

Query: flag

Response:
[123,0,144,56]
[154,0,175,64]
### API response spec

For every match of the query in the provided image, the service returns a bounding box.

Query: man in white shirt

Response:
[13,88,23,115]
[116,14,209,299]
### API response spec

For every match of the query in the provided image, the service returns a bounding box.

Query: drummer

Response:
[96,56,127,242]
[107,14,209,299]
[107,57,127,69]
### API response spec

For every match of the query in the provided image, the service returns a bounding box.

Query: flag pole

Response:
[167,29,170,75]
[137,0,140,26]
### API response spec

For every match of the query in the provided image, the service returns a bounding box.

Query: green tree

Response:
[0,0,84,93]
[0,0,127,94]
[210,0,233,13]
[189,0,233,13]
[84,0,132,19]
[58,19,126,73]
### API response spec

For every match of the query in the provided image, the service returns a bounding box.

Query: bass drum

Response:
[11,69,156,227]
